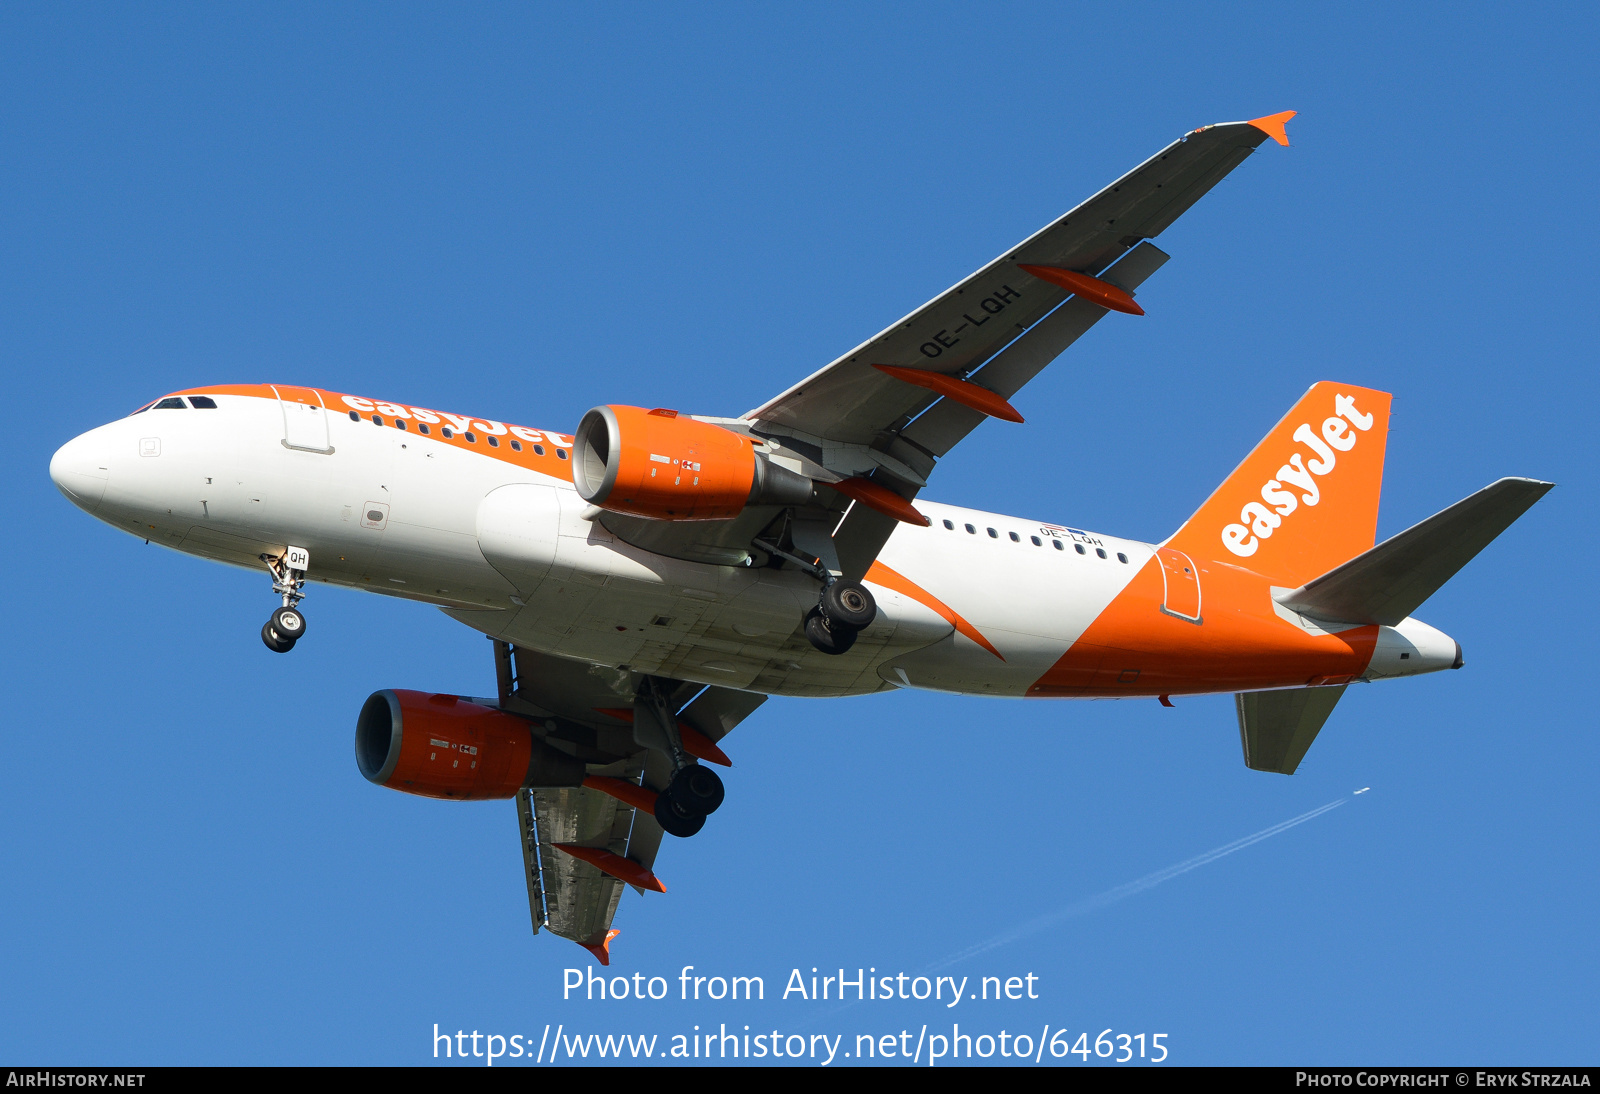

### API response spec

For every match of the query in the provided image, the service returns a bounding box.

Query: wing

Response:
[493,641,764,961]
[746,113,1294,443]
[597,114,1292,579]
[748,114,1292,576]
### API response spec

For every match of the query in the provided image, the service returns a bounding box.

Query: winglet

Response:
[1247,110,1296,147]
[578,928,621,966]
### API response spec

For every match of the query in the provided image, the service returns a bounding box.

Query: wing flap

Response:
[532,783,632,948]
[1276,478,1554,626]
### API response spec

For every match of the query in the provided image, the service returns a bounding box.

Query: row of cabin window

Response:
[350,409,568,459]
[940,518,1128,563]
[133,395,218,413]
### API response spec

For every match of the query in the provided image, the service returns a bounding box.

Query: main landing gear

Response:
[751,536,879,657]
[259,546,310,654]
[636,677,727,839]
[804,579,877,656]
[654,765,724,838]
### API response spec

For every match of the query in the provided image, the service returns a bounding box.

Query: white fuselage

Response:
[49,388,1460,699]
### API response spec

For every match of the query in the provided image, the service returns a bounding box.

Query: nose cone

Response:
[50,430,112,512]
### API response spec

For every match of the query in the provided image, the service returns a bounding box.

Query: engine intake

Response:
[355,689,583,800]
[573,405,812,520]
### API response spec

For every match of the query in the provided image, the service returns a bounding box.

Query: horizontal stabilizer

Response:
[1237,685,1347,775]
[1276,477,1553,626]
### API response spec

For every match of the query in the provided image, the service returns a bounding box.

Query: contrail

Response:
[928,796,1351,972]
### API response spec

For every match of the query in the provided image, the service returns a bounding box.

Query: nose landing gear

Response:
[259,546,310,653]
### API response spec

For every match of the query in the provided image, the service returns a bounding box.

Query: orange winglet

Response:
[872,365,1024,423]
[865,560,1004,661]
[582,775,660,814]
[1016,265,1145,315]
[828,477,931,527]
[590,709,733,767]
[1159,694,1174,708]
[1247,110,1296,147]
[578,928,621,966]
[553,843,666,893]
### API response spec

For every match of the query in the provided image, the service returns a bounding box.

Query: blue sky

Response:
[4,3,1595,1066]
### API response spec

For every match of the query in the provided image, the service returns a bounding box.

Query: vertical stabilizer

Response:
[1167,382,1392,587]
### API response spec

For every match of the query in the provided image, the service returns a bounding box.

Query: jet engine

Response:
[355,689,583,800]
[573,405,812,520]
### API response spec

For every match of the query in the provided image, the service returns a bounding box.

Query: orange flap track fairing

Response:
[872,364,1025,422]
[553,844,666,893]
[1017,266,1145,315]
[828,477,931,527]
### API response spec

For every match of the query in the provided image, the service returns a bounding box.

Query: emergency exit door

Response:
[1156,546,1202,623]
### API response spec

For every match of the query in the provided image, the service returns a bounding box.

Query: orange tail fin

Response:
[1166,381,1392,587]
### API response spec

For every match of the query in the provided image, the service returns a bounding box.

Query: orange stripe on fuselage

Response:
[865,561,1004,661]
[173,384,577,482]
[1027,554,1377,697]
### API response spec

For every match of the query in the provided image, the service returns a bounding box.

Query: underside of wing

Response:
[493,642,764,961]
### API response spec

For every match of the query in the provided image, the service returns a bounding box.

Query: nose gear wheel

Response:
[258,548,310,653]
[271,606,306,639]
[261,621,296,653]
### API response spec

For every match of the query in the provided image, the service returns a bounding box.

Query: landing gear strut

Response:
[636,676,727,839]
[259,546,310,653]
[752,537,879,656]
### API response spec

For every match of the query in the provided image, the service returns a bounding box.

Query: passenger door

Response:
[272,385,333,454]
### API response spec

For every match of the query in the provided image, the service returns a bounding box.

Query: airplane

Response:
[48,111,1551,964]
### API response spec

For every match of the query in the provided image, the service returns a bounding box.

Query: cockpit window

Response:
[130,401,156,415]
[187,396,218,409]
[154,397,187,409]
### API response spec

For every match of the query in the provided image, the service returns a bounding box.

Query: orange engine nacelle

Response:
[355,689,584,800]
[573,405,813,520]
